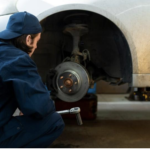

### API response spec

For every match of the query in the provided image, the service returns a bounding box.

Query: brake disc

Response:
[55,62,90,102]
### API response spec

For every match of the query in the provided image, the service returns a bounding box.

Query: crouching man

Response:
[0,11,64,148]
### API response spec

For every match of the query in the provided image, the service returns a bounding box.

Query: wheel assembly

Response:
[55,61,90,102]
[46,14,93,102]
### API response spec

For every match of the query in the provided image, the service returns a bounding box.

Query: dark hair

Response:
[11,34,38,54]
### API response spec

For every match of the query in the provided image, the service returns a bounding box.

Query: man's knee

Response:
[15,111,65,139]
[44,112,65,135]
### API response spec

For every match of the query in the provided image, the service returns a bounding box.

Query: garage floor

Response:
[50,94,150,148]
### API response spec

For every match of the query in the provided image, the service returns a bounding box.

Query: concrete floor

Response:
[50,94,150,148]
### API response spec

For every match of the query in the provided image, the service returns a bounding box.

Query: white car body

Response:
[0,0,150,88]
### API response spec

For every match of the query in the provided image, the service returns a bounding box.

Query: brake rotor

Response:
[55,62,90,102]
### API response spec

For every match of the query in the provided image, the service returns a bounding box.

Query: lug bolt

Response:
[60,86,63,89]
[69,89,72,92]
[69,74,72,77]
[60,76,64,79]
[75,82,78,85]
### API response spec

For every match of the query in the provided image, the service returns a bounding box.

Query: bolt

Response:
[75,82,78,85]
[60,76,64,79]
[60,86,63,89]
[69,89,72,92]
[69,74,72,77]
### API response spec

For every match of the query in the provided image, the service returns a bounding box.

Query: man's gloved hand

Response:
[46,69,58,100]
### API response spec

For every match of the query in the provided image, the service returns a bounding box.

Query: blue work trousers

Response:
[0,112,64,148]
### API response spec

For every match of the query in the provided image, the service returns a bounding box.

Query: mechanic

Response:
[0,11,64,148]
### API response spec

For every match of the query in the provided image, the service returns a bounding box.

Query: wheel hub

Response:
[55,62,90,102]
[57,71,80,95]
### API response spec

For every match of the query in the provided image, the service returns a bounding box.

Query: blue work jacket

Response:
[0,40,55,142]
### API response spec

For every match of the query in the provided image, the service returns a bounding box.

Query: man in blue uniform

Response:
[0,11,64,148]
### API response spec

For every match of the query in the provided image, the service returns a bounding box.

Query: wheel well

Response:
[33,10,132,84]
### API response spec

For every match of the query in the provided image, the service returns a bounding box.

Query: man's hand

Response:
[19,111,24,116]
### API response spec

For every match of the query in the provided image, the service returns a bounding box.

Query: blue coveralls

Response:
[0,40,65,148]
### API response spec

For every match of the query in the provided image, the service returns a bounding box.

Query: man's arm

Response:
[3,54,55,119]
